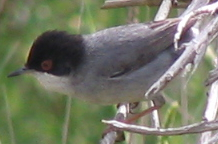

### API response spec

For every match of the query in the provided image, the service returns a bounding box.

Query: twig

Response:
[174,1,218,49]
[100,103,129,144]
[3,85,16,144]
[126,7,139,24]
[207,132,218,144]
[198,83,218,144]
[62,96,72,144]
[103,120,218,135]
[181,75,189,125]
[198,41,218,144]
[101,0,190,9]
[181,0,212,16]
[62,1,85,143]
[154,0,173,21]
[148,100,160,128]
[145,11,218,99]
[145,0,216,99]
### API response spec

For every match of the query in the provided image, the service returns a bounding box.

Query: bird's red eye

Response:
[41,59,53,71]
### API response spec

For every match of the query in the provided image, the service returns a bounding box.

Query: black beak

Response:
[8,67,31,77]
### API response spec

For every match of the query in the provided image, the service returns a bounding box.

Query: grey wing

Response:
[83,18,191,79]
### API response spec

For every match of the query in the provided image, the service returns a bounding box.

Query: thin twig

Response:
[101,0,190,9]
[62,96,72,144]
[198,41,218,144]
[145,8,218,98]
[3,85,16,144]
[62,2,85,143]
[154,0,173,21]
[103,120,218,135]
[175,1,218,49]
[100,103,129,144]
[207,132,218,144]
[126,7,139,24]
[181,75,189,125]
[148,100,160,128]
[77,0,85,33]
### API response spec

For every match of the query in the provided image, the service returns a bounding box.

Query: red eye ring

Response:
[41,59,53,71]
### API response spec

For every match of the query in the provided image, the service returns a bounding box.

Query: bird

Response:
[8,18,195,105]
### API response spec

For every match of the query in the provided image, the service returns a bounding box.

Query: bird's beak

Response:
[8,67,32,77]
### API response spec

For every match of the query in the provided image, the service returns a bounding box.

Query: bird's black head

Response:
[8,30,85,77]
[24,30,85,76]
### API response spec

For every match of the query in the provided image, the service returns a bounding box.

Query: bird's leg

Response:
[125,95,165,123]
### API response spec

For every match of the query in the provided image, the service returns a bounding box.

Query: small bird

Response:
[8,18,194,105]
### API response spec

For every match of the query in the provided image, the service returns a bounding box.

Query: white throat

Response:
[32,72,73,95]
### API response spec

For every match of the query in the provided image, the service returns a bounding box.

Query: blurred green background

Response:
[0,0,214,144]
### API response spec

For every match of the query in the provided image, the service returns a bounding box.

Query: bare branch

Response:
[174,1,218,49]
[198,41,218,144]
[154,0,173,21]
[103,120,218,135]
[3,85,16,144]
[207,132,218,144]
[101,0,190,9]
[62,96,72,144]
[145,13,218,99]
[100,103,129,144]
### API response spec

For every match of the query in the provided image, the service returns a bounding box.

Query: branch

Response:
[103,120,218,135]
[174,1,218,49]
[198,39,218,144]
[154,0,173,21]
[100,103,129,144]
[145,10,218,98]
[101,0,190,9]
